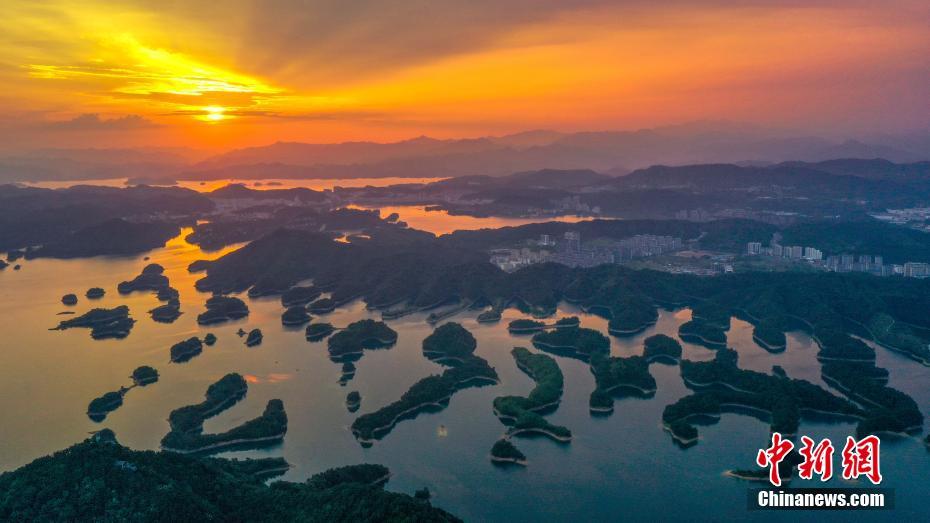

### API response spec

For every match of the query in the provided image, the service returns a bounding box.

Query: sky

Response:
[0,0,928,150]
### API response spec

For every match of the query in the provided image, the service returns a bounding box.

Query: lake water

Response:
[349,204,592,235]
[21,177,446,192]
[0,229,928,521]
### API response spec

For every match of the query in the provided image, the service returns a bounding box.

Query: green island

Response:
[245,329,263,347]
[530,325,610,361]
[603,295,659,336]
[161,374,288,454]
[281,305,311,326]
[203,332,217,346]
[589,352,657,414]
[507,319,545,333]
[131,366,159,386]
[490,439,527,466]
[752,317,787,352]
[85,287,105,299]
[117,263,169,294]
[662,349,864,447]
[170,337,204,363]
[346,391,361,412]
[87,390,126,422]
[54,305,135,340]
[196,295,249,325]
[678,319,727,349]
[642,334,683,364]
[0,431,458,521]
[149,302,181,323]
[865,313,930,365]
[690,301,732,331]
[339,362,356,385]
[308,297,336,314]
[422,322,478,365]
[281,285,321,308]
[351,324,498,445]
[327,319,397,362]
[61,293,77,306]
[492,347,570,457]
[306,322,335,341]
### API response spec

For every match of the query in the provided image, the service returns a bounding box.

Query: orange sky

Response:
[0,1,928,150]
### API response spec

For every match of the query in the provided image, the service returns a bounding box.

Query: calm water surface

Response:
[22,177,446,191]
[0,229,927,522]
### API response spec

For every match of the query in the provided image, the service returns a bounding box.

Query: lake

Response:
[0,228,927,521]
[21,177,447,191]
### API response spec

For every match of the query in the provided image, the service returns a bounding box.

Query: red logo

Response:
[756,432,794,486]
[841,435,882,485]
[757,434,882,486]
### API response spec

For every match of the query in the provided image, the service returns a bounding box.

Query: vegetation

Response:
[492,347,569,455]
[507,319,545,333]
[55,306,135,340]
[87,390,125,421]
[327,320,397,362]
[642,334,682,363]
[131,366,159,386]
[246,329,264,347]
[589,353,656,414]
[0,433,459,521]
[346,391,361,412]
[306,322,335,341]
[281,285,321,308]
[678,320,727,349]
[530,326,609,361]
[281,306,311,326]
[149,302,181,323]
[203,333,217,346]
[61,294,77,306]
[422,322,477,363]
[477,310,501,323]
[85,287,105,299]
[752,318,787,352]
[163,400,287,454]
[164,373,247,436]
[308,297,336,314]
[662,349,864,445]
[170,337,203,363]
[197,295,249,325]
[490,439,527,465]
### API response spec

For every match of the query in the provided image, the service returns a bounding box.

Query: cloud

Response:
[46,114,159,131]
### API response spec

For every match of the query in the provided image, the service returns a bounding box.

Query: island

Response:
[506,317,579,334]
[203,333,217,346]
[327,319,397,362]
[589,352,657,414]
[117,263,169,294]
[161,373,288,454]
[530,325,610,361]
[490,439,527,466]
[0,259,6,270]
[85,287,106,299]
[197,295,249,325]
[131,365,159,386]
[346,391,361,412]
[351,324,498,445]
[61,294,78,306]
[422,322,478,365]
[678,320,727,349]
[170,337,204,363]
[87,389,126,422]
[245,329,263,347]
[339,362,356,385]
[690,301,732,331]
[281,285,321,308]
[307,297,336,314]
[281,305,311,326]
[149,302,182,323]
[305,322,335,341]
[0,432,459,520]
[661,349,864,447]
[492,347,570,459]
[642,334,683,364]
[54,305,135,339]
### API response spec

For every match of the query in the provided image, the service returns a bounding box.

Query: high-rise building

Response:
[563,232,581,253]
[803,247,822,261]
[747,242,762,255]
[904,262,930,278]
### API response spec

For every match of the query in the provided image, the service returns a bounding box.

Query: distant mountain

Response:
[4,122,929,183]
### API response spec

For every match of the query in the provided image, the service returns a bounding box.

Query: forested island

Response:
[61,294,77,306]
[642,334,683,364]
[85,287,105,299]
[246,329,264,347]
[54,306,135,339]
[170,337,204,363]
[351,323,498,445]
[87,390,126,422]
[492,347,570,457]
[678,320,728,349]
[0,431,459,521]
[530,325,610,361]
[281,305,311,326]
[197,296,249,325]
[327,319,397,362]
[306,322,335,341]
[589,353,657,414]
[160,374,287,454]
[490,439,527,466]
[131,366,159,386]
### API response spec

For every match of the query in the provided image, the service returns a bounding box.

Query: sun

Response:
[201,106,227,122]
